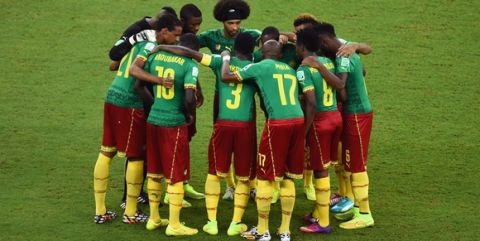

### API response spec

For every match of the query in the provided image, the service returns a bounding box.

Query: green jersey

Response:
[297,56,337,112]
[105,41,156,108]
[143,51,199,127]
[200,54,256,122]
[336,54,372,113]
[198,28,261,54]
[234,59,303,120]
[253,43,300,69]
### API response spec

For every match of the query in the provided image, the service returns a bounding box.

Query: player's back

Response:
[338,54,371,113]
[144,50,198,127]
[245,59,303,120]
[297,56,338,112]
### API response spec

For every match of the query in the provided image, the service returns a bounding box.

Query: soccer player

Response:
[307,22,375,229]
[253,26,300,69]
[130,32,200,235]
[92,14,177,225]
[295,27,345,233]
[198,0,261,201]
[221,40,304,241]
[180,4,203,35]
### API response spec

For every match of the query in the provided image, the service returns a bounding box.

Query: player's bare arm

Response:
[303,90,316,136]
[134,79,154,107]
[152,45,204,62]
[220,51,242,84]
[195,80,204,107]
[109,61,120,71]
[337,42,373,57]
[129,57,173,88]
[302,56,345,89]
[337,72,348,102]
[184,88,196,125]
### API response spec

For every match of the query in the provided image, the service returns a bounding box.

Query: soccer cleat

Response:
[184,183,205,199]
[255,231,272,241]
[223,186,235,201]
[299,222,332,233]
[330,197,354,213]
[304,185,316,201]
[250,188,257,200]
[137,192,149,204]
[271,189,279,204]
[120,201,126,209]
[227,221,248,236]
[202,220,219,235]
[146,218,169,231]
[94,210,117,224]
[165,224,199,236]
[241,226,258,240]
[302,213,318,224]
[122,210,149,224]
[334,207,358,221]
[278,232,291,241]
[330,193,343,206]
[339,212,374,229]
[163,193,192,208]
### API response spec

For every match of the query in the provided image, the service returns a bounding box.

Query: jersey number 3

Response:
[226,83,243,109]
[155,66,175,100]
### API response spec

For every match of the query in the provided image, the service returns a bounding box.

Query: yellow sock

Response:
[304,169,313,187]
[335,165,346,196]
[314,177,331,227]
[93,153,112,215]
[274,180,280,192]
[168,182,185,228]
[249,178,257,189]
[279,179,295,233]
[343,171,354,201]
[226,163,236,188]
[352,172,370,214]
[233,180,250,223]
[125,160,144,216]
[256,180,273,234]
[205,174,221,221]
[147,174,163,222]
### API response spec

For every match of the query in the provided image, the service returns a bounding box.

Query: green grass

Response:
[1,0,479,240]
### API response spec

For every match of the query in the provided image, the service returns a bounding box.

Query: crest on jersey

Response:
[192,67,199,77]
[215,44,221,51]
[297,70,305,81]
[241,64,252,71]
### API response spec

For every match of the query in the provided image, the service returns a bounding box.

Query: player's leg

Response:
[184,109,205,200]
[339,112,374,229]
[303,147,316,201]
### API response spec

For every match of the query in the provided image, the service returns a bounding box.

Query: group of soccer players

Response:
[92,1,375,240]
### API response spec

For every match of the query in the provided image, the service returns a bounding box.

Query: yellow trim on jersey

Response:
[233,71,243,81]
[137,55,147,61]
[303,86,315,93]
[200,54,212,66]
[184,84,197,89]
[100,145,117,153]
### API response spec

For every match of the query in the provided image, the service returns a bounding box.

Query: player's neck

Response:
[302,51,316,59]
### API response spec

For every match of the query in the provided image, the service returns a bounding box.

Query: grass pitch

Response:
[0,0,479,240]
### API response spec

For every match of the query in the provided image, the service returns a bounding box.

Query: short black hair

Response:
[293,13,318,27]
[213,0,250,22]
[234,32,255,55]
[296,27,319,52]
[180,4,202,21]
[161,6,178,18]
[179,33,200,51]
[157,14,182,31]
[314,22,336,38]
[261,26,280,42]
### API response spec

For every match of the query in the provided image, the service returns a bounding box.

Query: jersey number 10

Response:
[155,66,175,100]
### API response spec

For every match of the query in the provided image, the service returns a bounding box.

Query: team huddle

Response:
[92,1,374,240]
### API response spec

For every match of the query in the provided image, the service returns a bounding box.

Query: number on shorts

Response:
[258,153,266,167]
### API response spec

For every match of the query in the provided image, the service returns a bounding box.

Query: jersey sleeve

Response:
[109,18,150,61]
[336,56,351,74]
[184,61,199,90]
[233,63,259,82]
[199,54,222,69]
[252,50,263,63]
[136,42,156,61]
[197,31,210,48]
[297,66,314,93]
[244,28,262,41]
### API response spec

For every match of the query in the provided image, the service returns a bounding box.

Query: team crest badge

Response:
[215,44,221,51]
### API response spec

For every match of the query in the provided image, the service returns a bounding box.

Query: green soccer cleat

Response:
[184,183,205,199]
[165,224,199,236]
[304,185,316,201]
[163,193,192,208]
[227,221,248,236]
[146,218,169,231]
[271,189,279,204]
[339,212,374,229]
[334,207,358,221]
[202,220,219,235]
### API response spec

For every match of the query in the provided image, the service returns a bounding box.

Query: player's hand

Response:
[279,34,289,45]
[161,77,174,89]
[185,114,194,125]
[195,89,204,108]
[337,44,357,57]
[220,50,231,58]
[128,30,156,45]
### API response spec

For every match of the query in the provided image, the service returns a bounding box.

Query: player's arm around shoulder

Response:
[220,51,243,83]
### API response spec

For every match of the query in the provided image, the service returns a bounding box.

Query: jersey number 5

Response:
[155,66,175,100]
[226,83,243,110]
[273,74,297,106]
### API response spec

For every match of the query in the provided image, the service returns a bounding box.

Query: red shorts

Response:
[257,118,305,181]
[146,123,190,184]
[308,111,343,171]
[208,120,256,180]
[101,103,146,158]
[342,112,373,173]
